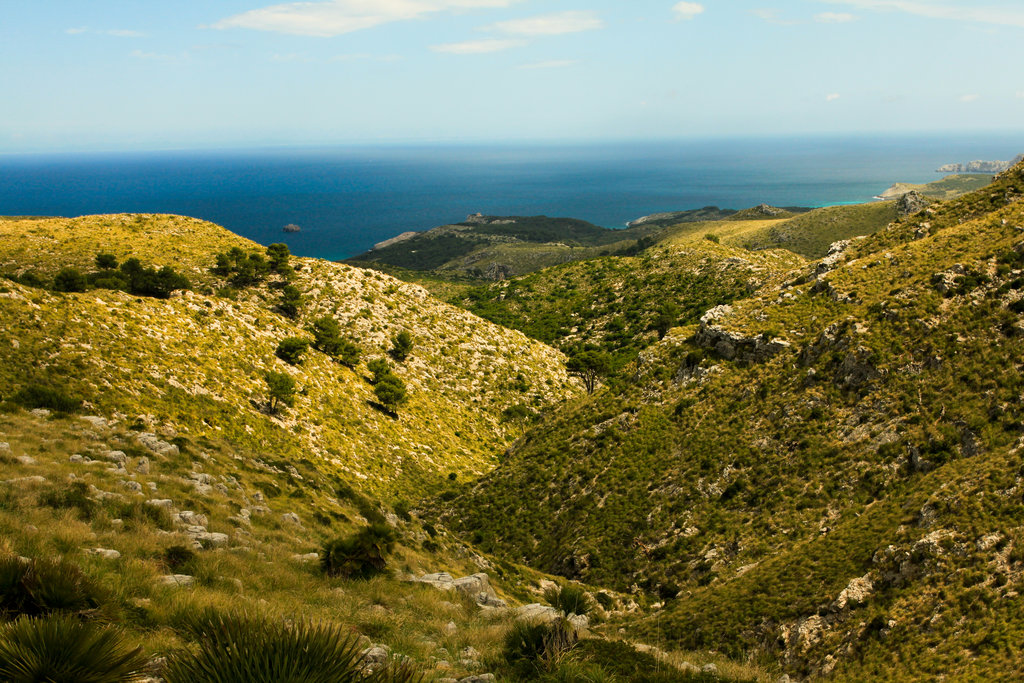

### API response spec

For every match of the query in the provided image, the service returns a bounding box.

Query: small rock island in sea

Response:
[282,223,301,233]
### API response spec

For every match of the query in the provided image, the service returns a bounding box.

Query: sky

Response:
[2,0,1024,152]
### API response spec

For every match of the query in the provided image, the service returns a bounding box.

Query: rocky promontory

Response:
[936,154,1024,174]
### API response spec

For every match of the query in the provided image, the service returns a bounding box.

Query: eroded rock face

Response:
[896,191,928,217]
[832,574,874,610]
[695,323,790,363]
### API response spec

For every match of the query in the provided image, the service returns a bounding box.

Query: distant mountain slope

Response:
[0,214,579,497]
[438,160,1024,679]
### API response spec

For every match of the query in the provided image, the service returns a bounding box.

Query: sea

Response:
[2,133,1022,261]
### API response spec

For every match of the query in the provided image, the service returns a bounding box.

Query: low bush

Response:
[165,609,420,682]
[321,524,396,579]
[0,614,148,683]
[544,584,594,617]
[0,555,103,618]
[504,617,578,677]
[9,384,83,414]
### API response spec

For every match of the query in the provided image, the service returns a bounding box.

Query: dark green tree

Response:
[94,253,118,270]
[566,350,611,394]
[264,371,296,413]
[275,337,309,365]
[389,330,413,362]
[279,285,303,319]
[52,268,87,293]
[336,340,361,368]
[654,302,679,339]
[309,316,343,356]
[366,358,391,384]
[265,243,294,278]
[373,376,407,413]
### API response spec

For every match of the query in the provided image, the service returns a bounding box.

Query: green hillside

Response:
[437,161,1024,679]
[1,213,758,683]
[452,239,803,372]
[0,214,579,498]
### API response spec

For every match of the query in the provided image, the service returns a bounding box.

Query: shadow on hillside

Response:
[367,401,399,420]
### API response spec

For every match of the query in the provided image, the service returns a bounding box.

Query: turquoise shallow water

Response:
[2,133,1022,260]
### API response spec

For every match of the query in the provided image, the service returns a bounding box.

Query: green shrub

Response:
[52,267,88,293]
[373,376,407,413]
[275,337,309,365]
[0,614,148,683]
[264,371,296,413]
[278,285,303,319]
[94,253,119,270]
[165,610,420,683]
[10,384,83,414]
[544,584,594,617]
[39,481,97,520]
[0,556,102,618]
[320,524,396,579]
[161,546,198,573]
[389,331,413,362]
[503,617,578,675]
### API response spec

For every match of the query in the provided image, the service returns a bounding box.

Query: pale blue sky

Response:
[2,0,1023,152]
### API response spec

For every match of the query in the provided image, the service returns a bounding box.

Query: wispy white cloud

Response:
[819,1,1024,28]
[518,59,578,69]
[959,93,980,102]
[208,0,518,37]
[750,8,798,24]
[815,11,856,22]
[826,93,841,101]
[431,38,524,54]
[331,53,403,62]
[488,11,602,36]
[1017,90,1024,99]
[671,2,705,20]
[66,27,146,37]
[130,49,179,62]
[271,53,315,62]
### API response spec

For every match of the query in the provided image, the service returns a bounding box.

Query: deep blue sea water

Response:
[2,134,1022,260]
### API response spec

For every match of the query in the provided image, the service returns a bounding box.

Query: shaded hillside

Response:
[438,160,1024,679]
[0,214,579,497]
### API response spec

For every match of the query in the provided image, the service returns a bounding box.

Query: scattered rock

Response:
[145,499,174,509]
[0,442,9,453]
[458,675,495,683]
[281,512,302,526]
[702,663,719,675]
[105,450,127,464]
[136,457,150,474]
[86,548,121,560]
[158,574,195,588]
[136,433,179,457]
[16,455,36,465]
[515,603,560,623]
[444,621,458,635]
[4,476,46,485]
[176,511,208,527]
[292,552,320,562]
[120,480,143,493]
[80,416,109,429]
[833,574,874,610]
[30,409,51,418]
[69,454,85,463]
